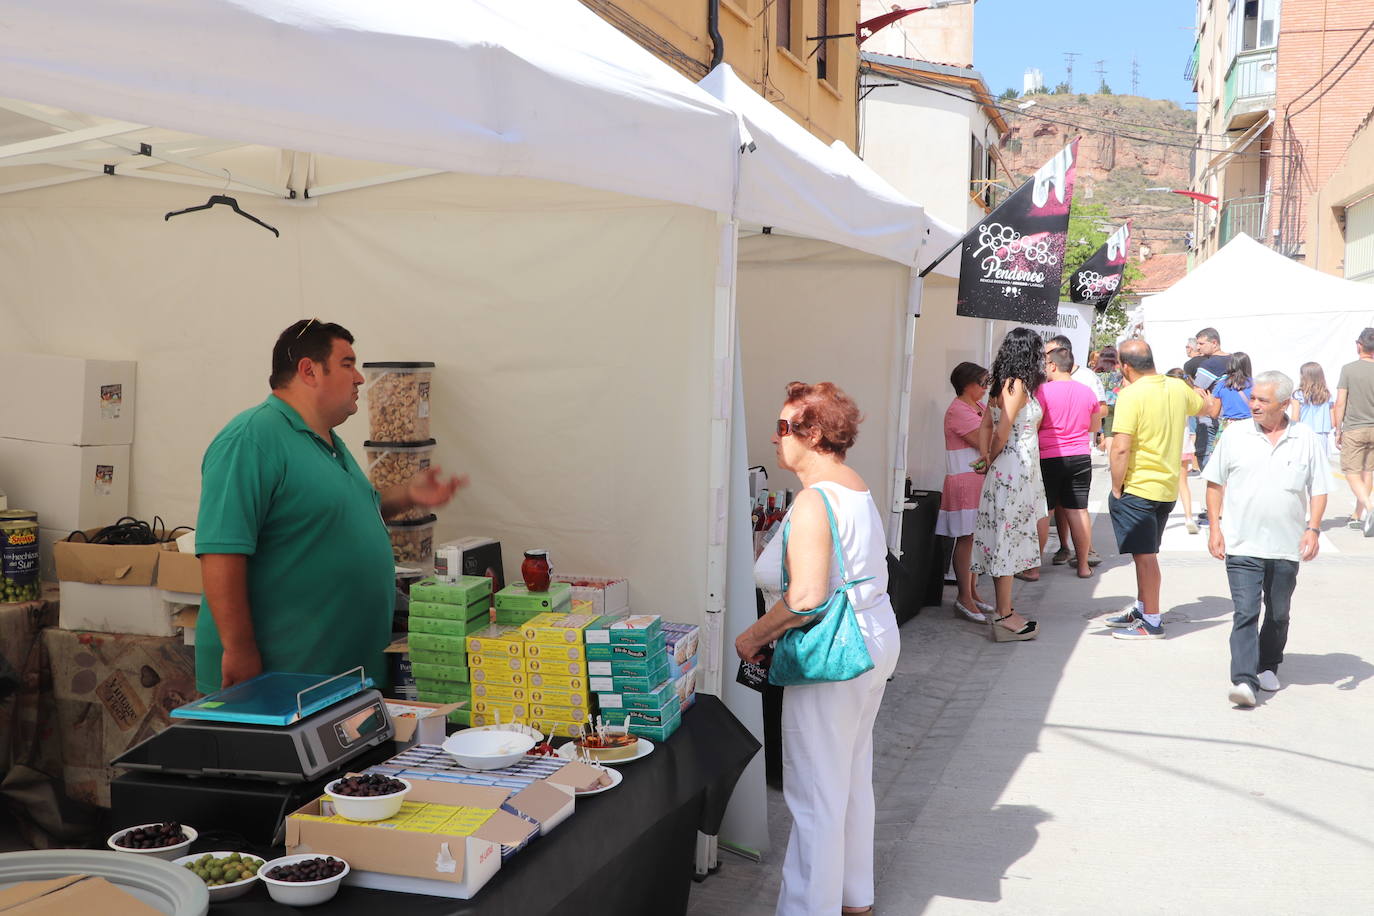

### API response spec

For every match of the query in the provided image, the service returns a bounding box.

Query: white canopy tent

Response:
[1141,233,1374,384]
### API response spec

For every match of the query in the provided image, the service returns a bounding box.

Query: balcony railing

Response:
[1219,195,1269,247]
[1224,48,1276,125]
[1185,38,1200,83]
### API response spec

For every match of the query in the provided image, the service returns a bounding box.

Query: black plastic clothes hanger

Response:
[164,194,280,237]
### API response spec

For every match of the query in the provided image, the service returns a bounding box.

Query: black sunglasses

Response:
[776,418,802,437]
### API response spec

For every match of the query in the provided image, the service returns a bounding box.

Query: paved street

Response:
[689,460,1374,915]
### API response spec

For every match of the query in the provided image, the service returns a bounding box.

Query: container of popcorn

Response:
[364,439,435,521]
[363,361,434,442]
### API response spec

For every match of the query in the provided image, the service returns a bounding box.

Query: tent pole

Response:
[887,270,923,555]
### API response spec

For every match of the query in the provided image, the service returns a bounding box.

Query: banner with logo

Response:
[956,139,1079,325]
[1069,220,1131,309]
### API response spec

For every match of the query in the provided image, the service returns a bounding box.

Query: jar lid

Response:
[524,549,549,558]
[384,514,437,528]
[0,509,38,522]
[363,439,437,449]
[361,361,436,369]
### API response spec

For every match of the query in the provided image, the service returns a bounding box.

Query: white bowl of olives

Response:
[172,850,265,901]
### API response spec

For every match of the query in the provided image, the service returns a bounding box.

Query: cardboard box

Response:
[409,598,489,624]
[675,667,698,711]
[661,622,700,666]
[288,781,534,899]
[584,614,662,646]
[551,574,629,616]
[493,582,572,613]
[522,657,585,677]
[465,626,523,658]
[528,701,587,721]
[525,687,589,709]
[0,440,130,531]
[408,632,468,655]
[523,642,585,661]
[594,678,678,712]
[58,582,176,637]
[415,681,471,704]
[0,353,137,446]
[471,682,526,703]
[155,546,203,595]
[468,666,526,687]
[587,654,668,678]
[387,699,465,744]
[0,875,164,915]
[54,530,161,585]
[44,626,197,807]
[410,661,470,684]
[409,615,489,638]
[585,639,665,663]
[432,537,505,594]
[588,661,670,695]
[466,652,522,672]
[525,672,587,691]
[410,575,491,605]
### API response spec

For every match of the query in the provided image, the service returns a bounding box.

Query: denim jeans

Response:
[1225,555,1299,690]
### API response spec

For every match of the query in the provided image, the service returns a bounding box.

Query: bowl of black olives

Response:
[259,854,350,906]
[106,821,197,860]
[324,773,411,822]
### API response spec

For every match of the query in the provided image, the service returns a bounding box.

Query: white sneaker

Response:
[1364,513,1374,538]
[1228,682,1256,708]
[1256,670,1281,692]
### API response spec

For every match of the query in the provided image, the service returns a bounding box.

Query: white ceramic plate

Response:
[555,738,654,767]
[574,766,623,796]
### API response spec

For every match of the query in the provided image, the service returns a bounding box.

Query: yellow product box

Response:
[529,702,588,722]
[571,598,594,615]
[526,672,587,692]
[531,718,586,739]
[466,625,524,657]
[469,665,526,687]
[471,682,527,702]
[524,656,585,677]
[439,808,497,837]
[471,698,529,719]
[467,652,522,671]
[471,710,532,728]
[520,613,600,645]
[524,642,586,661]
[526,687,589,709]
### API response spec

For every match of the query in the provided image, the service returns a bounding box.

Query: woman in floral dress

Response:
[972,327,1046,642]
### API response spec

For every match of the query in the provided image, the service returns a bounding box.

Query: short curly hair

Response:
[784,381,863,459]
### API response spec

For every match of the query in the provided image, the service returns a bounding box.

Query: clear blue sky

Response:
[973,0,1196,105]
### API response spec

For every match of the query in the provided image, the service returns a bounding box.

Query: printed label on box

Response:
[99,383,123,419]
[94,464,114,496]
[95,669,147,731]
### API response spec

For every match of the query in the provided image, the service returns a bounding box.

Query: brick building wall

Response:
[1272,0,1374,258]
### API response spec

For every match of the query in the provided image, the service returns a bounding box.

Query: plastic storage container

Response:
[362,362,434,442]
[364,439,435,521]
[386,514,436,566]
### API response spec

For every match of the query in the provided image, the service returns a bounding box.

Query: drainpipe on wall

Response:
[708,0,724,70]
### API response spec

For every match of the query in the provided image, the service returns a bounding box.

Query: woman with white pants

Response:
[736,381,901,916]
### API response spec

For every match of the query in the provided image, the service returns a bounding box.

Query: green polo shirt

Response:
[194,395,394,694]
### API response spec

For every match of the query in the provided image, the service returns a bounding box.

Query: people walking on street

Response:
[971,327,1046,642]
[1290,361,1336,463]
[1043,335,1105,569]
[1187,327,1231,476]
[1102,340,1212,640]
[1334,328,1374,535]
[1035,347,1101,579]
[1167,368,1201,534]
[1209,351,1254,433]
[736,381,900,916]
[1094,345,1122,452]
[1203,371,1328,708]
[938,361,994,623]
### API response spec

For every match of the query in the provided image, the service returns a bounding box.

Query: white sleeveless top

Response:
[753,481,891,613]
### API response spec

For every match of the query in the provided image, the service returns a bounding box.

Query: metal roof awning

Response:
[1203,111,1274,178]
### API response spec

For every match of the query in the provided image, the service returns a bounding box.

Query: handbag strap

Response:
[779,486,871,616]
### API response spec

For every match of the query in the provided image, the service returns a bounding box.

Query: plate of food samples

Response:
[555,724,655,767]
[573,765,624,795]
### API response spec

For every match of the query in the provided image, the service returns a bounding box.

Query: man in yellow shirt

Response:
[1103,340,1213,639]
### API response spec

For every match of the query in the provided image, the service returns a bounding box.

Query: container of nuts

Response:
[386,514,436,567]
[363,361,434,442]
[364,439,435,521]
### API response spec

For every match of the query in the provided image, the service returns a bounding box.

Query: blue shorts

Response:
[1109,492,1175,555]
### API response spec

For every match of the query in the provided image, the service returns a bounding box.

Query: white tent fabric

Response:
[1141,233,1374,384]
[0,0,740,213]
[921,214,963,280]
[699,65,926,265]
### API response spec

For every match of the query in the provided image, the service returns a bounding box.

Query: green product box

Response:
[408,646,469,668]
[584,614,662,646]
[416,680,472,703]
[408,615,492,638]
[493,582,572,613]
[410,661,470,684]
[587,651,668,679]
[410,575,492,605]
[602,705,674,727]
[584,636,665,662]
[605,707,681,741]
[408,632,468,655]
[409,599,490,624]
[594,678,676,712]
[448,707,471,726]
[587,661,670,695]
[494,608,545,627]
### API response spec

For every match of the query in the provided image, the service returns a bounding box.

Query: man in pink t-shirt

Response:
[1036,347,1103,578]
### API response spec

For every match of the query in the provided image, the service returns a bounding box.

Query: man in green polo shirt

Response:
[195,319,463,693]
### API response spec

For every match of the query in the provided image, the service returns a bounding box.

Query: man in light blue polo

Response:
[195,319,463,693]
[1204,370,1328,708]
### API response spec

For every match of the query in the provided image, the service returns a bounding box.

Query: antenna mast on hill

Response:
[1063,51,1081,92]
[1132,55,1140,95]
[1095,59,1108,92]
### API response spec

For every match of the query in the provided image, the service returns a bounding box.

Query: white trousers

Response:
[776,603,901,916]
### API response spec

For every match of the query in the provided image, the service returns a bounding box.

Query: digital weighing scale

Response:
[114,669,395,783]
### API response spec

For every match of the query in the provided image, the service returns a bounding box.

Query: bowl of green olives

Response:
[172,850,265,901]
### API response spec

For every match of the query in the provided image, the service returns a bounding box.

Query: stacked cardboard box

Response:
[466,625,527,727]
[522,613,598,738]
[586,615,681,741]
[408,575,492,725]
[662,622,700,712]
[492,582,571,626]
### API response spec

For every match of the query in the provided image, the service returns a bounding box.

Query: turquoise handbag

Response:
[768,488,876,687]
